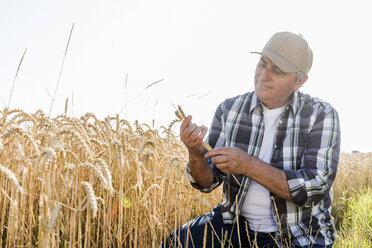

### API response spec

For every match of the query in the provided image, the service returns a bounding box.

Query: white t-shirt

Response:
[240,104,286,232]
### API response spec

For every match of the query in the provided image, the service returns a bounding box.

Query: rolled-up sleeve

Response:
[284,108,341,207]
[185,159,226,193]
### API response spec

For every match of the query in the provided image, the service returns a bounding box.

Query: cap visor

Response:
[251,51,297,73]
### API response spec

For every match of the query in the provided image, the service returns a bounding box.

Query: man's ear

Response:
[294,76,308,91]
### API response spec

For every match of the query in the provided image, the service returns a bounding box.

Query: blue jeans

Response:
[161,206,277,248]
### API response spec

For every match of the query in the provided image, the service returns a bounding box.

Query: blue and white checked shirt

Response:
[186,91,341,247]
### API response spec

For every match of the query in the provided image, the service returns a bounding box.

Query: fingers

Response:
[180,115,192,134]
[179,115,208,151]
[208,151,234,175]
[181,123,201,142]
[205,147,248,175]
[204,147,230,159]
[214,163,230,174]
[187,125,204,142]
[210,154,228,164]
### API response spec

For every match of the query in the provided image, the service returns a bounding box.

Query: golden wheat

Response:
[0,108,220,247]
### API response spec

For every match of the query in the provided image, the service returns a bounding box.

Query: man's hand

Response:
[206,147,292,201]
[180,115,208,156]
[180,115,213,188]
[204,147,251,175]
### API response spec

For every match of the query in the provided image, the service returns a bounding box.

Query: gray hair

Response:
[295,70,307,82]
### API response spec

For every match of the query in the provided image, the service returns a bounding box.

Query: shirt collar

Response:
[250,91,301,114]
[249,93,262,113]
[287,91,300,114]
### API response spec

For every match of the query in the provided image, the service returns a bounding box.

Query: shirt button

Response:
[274,145,277,149]
[279,120,283,124]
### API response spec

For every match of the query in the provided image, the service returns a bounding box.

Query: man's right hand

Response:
[180,115,208,156]
[180,115,213,188]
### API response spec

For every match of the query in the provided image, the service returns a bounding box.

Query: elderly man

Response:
[162,31,340,248]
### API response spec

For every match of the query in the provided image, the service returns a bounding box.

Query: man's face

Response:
[254,56,306,109]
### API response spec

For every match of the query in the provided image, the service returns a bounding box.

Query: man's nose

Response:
[261,65,272,80]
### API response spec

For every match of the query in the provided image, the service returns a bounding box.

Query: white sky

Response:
[0,0,371,152]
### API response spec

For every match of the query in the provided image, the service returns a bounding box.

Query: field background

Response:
[0,108,371,247]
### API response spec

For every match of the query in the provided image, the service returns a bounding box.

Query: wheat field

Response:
[0,108,370,247]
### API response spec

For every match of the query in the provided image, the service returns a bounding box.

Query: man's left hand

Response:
[204,147,251,175]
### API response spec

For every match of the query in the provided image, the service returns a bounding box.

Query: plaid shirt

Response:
[185,91,341,247]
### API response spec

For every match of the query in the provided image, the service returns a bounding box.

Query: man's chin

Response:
[254,89,271,101]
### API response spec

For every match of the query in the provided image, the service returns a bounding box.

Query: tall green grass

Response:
[333,188,372,247]
[332,153,372,247]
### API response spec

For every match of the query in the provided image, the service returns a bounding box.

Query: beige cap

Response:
[251,31,313,74]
